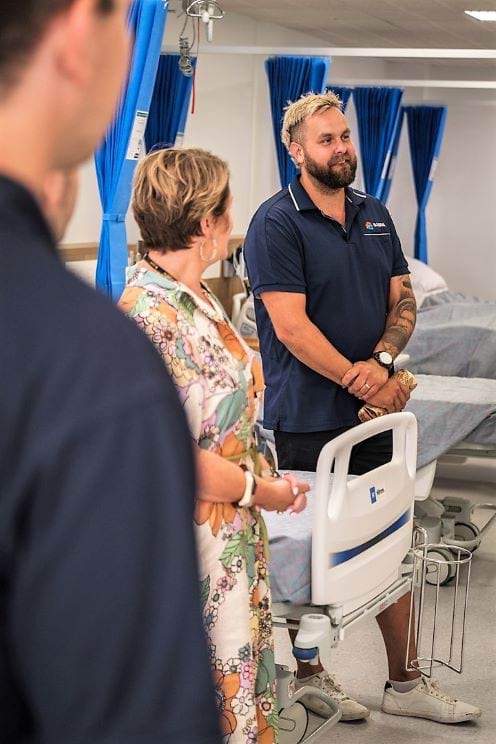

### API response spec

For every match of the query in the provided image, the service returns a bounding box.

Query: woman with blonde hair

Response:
[119,147,309,743]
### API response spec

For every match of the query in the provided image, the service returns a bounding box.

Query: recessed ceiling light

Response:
[465,10,496,21]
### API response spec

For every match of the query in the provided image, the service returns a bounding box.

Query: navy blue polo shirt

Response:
[0,176,221,744]
[244,176,409,433]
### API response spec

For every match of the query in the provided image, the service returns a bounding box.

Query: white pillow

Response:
[408,257,448,308]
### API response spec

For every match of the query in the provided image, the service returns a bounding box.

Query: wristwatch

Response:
[372,351,394,377]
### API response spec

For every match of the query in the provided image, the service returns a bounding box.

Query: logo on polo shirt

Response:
[365,221,387,230]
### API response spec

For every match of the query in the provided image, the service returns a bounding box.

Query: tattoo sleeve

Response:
[380,277,417,358]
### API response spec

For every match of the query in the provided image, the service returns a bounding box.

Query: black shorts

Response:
[274,427,393,475]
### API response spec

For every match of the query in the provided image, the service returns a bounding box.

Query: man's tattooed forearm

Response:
[382,288,417,357]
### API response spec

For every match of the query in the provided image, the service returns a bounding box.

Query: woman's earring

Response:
[200,238,218,263]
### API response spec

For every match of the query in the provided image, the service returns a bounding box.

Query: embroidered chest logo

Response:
[365,221,387,231]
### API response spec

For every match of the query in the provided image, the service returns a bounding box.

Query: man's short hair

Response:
[0,0,114,95]
[281,91,343,152]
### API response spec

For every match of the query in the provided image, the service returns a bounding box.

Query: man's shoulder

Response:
[248,186,294,227]
[46,261,159,357]
[1,251,173,413]
[60,273,172,392]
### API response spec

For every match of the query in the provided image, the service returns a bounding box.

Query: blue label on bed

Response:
[328,508,411,567]
[369,486,385,503]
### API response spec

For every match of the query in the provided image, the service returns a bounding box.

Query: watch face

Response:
[379,351,393,366]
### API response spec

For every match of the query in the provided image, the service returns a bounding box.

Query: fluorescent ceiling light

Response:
[464,10,496,21]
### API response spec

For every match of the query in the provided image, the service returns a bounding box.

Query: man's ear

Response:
[289,141,304,166]
[51,0,97,87]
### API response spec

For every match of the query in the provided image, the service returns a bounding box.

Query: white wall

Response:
[428,96,495,300]
[63,145,141,246]
[64,10,496,300]
[387,83,496,300]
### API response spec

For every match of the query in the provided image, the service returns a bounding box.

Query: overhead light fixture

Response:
[464,10,496,21]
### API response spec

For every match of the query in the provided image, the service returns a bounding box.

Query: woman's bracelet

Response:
[238,465,257,507]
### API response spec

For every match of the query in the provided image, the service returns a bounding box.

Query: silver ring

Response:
[363,382,371,390]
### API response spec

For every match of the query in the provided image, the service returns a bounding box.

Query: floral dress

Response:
[119,261,278,744]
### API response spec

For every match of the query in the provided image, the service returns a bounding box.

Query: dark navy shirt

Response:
[0,177,221,744]
[244,176,409,433]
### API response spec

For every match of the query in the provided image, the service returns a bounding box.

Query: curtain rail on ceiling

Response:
[162,45,496,59]
[331,79,496,89]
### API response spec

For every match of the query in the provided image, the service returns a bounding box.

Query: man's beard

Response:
[304,153,358,189]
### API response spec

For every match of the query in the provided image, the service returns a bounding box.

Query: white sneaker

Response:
[295,670,370,721]
[382,677,482,724]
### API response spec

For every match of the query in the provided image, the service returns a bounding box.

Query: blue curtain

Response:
[265,56,331,187]
[144,54,196,152]
[327,85,352,112]
[95,0,168,300]
[381,106,405,204]
[404,105,447,264]
[352,87,404,203]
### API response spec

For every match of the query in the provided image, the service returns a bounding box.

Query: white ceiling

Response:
[221,0,496,49]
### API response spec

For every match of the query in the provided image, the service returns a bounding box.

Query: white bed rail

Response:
[311,412,417,610]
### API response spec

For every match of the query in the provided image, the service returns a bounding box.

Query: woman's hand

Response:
[281,472,309,513]
[254,473,309,514]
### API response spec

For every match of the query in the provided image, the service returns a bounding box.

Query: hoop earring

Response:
[200,238,218,262]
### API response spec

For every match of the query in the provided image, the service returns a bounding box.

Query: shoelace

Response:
[423,678,457,704]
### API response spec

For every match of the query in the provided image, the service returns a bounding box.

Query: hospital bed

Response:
[231,262,496,552]
[406,373,496,469]
[405,296,496,379]
[265,413,472,742]
[253,354,496,555]
[256,370,496,486]
[234,286,496,381]
[401,257,496,379]
[404,374,496,556]
[256,372,496,578]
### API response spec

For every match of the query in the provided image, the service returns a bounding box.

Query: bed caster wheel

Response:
[278,701,309,744]
[454,522,481,552]
[425,547,455,586]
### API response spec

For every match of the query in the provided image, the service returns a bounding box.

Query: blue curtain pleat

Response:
[326,85,353,112]
[95,0,168,300]
[352,86,404,203]
[381,106,405,204]
[265,56,331,187]
[404,105,447,264]
[144,54,196,151]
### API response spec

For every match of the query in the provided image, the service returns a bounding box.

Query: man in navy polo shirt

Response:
[244,92,481,725]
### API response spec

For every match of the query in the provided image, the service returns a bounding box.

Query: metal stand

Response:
[407,540,472,677]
